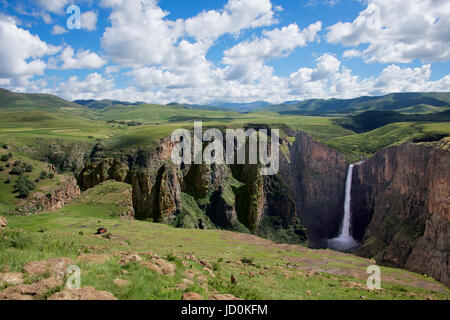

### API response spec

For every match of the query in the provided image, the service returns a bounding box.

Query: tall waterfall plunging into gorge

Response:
[328,164,359,251]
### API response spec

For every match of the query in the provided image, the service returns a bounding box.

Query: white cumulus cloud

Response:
[327,0,450,63]
[0,15,59,83]
[81,10,98,31]
[53,46,107,70]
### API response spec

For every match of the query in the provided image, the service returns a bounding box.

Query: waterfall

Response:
[328,164,358,251]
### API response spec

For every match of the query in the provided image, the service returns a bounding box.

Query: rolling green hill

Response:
[264,92,450,115]
[1,87,449,162]
[74,99,146,109]
[333,110,450,133]
[0,88,83,111]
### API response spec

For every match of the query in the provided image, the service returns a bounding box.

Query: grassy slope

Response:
[0,148,73,213]
[2,182,448,300]
[326,122,450,162]
[0,111,120,149]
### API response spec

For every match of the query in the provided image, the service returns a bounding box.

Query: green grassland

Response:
[1,89,448,162]
[327,122,450,162]
[2,181,448,300]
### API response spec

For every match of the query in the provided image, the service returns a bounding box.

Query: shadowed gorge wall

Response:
[352,142,449,285]
[279,132,348,247]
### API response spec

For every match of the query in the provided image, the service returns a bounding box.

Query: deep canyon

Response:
[41,130,449,286]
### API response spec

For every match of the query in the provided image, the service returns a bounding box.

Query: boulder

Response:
[0,216,6,228]
[119,254,142,265]
[0,273,24,286]
[23,258,75,279]
[199,259,212,270]
[113,278,129,287]
[47,286,117,300]
[211,294,243,300]
[0,277,62,300]
[185,254,198,263]
[76,254,111,264]
[141,262,163,274]
[182,292,203,300]
[150,258,176,275]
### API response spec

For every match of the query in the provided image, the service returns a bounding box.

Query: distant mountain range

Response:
[0,88,449,115]
[263,92,450,115]
[166,102,231,112]
[209,101,272,112]
[74,99,146,109]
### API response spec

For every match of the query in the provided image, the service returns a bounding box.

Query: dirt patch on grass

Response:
[220,231,308,253]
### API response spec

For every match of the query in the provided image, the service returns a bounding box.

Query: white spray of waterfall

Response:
[328,163,359,251]
[340,164,354,238]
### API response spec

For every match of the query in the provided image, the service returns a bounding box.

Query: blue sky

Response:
[0,0,449,104]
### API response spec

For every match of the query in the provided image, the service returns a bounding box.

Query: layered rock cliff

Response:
[76,131,350,245]
[22,176,81,214]
[352,142,449,285]
[279,132,348,246]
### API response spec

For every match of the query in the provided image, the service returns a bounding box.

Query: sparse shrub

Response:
[34,178,40,183]
[1,154,11,162]
[24,164,33,172]
[48,173,55,179]
[102,233,112,240]
[212,261,221,272]
[4,177,11,184]
[14,175,35,198]
[5,163,10,168]
[12,161,21,167]
[241,257,255,265]
[9,167,24,176]
[166,253,177,262]
[39,171,48,179]
[0,165,4,172]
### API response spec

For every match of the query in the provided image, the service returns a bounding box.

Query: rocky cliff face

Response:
[279,132,348,247]
[23,176,81,213]
[352,142,449,285]
[78,156,182,222]
[76,131,350,245]
[75,131,449,285]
